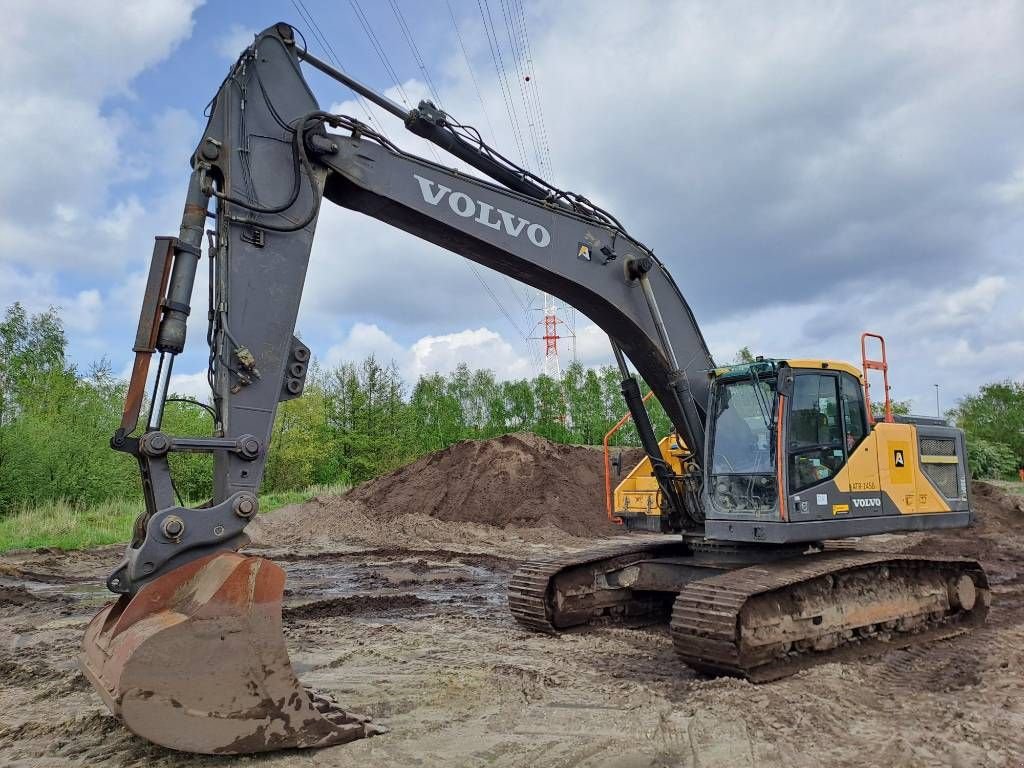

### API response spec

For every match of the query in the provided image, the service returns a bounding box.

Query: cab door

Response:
[786,372,850,520]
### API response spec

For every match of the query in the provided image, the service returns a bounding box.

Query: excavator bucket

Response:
[80,552,385,754]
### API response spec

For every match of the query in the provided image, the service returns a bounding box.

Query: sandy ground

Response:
[1,479,1023,767]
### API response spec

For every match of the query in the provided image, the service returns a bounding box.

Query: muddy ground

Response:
[0,436,1022,767]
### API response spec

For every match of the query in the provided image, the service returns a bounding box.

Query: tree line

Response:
[0,303,671,512]
[0,302,1019,514]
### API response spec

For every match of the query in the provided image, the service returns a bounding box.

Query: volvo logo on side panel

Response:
[413,174,552,248]
[852,497,882,508]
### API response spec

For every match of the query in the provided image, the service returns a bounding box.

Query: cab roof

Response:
[713,358,863,381]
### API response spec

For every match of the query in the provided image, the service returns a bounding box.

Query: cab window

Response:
[788,373,844,492]
[840,373,867,451]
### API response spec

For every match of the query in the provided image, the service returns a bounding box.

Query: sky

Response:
[1,0,1021,416]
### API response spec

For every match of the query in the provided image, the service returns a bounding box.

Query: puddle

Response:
[2,578,112,609]
[281,555,506,615]
[1,553,508,618]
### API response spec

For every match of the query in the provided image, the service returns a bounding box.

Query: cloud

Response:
[216,24,255,60]
[0,0,202,370]
[936,277,1007,326]
[324,323,532,381]
[2,0,201,101]
[168,369,211,400]
[324,322,407,369]
[303,1,1022,415]
[407,327,532,379]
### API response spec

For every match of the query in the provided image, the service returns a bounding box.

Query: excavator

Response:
[80,23,989,755]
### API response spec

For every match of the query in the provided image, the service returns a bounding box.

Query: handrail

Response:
[861,332,893,425]
[603,390,655,522]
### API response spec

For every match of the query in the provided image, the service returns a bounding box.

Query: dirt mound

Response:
[906,481,1024,584]
[347,433,639,536]
[968,481,1024,529]
[250,434,644,553]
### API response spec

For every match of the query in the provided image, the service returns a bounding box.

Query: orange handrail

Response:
[861,332,893,425]
[603,391,655,522]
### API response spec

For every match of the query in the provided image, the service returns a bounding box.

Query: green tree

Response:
[532,373,568,442]
[0,306,145,510]
[734,346,756,364]
[965,437,1018,480]
[870,399,911,420]
[408,372,464,453]
[951,381,1024,468]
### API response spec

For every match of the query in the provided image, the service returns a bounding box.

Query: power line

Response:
[510,0,554,178]
[374,1,531,350]
[289,0,392,140]
[345,0,446,165]
[491,0,558,373]
[388,0,443,108]
[447,0,535,323]
[290,0,540,364]
[498,0,545,176]
[466,263,529,340]
[348,0,412,107]
[476,0,532,171]
[446,0,499,146]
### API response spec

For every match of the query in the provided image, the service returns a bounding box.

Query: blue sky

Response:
[3,0,1022,415]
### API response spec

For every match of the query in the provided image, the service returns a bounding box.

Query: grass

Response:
[0,482,349,553]
[7,477,1020,554]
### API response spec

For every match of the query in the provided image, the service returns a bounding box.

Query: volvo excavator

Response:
[80,23,990,755]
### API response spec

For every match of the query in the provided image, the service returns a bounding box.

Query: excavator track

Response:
[670,550,990,682]
[508,537,687,632]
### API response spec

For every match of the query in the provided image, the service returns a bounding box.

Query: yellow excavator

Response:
[80,23,988,755]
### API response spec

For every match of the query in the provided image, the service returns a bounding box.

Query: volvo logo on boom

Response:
[413,174,551,248]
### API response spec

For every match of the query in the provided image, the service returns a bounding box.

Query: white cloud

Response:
[936,277,1007,326]
[324,323,532,382]
[2,1,201,101]
[69,290,104,334]
[167,369,211,400]
[324,322,407,369]
[216,24,255,60]
[98,198,146,241]
[573,323,613,366]
[0,0,204,389]
[408,327,532,379]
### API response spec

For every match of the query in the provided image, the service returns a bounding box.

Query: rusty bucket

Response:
[80,552,385,754]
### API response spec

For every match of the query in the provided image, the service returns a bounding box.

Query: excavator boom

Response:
[83,22,714,753]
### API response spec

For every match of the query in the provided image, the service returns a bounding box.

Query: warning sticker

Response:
[894,449,905,467]
[577,242,591,261]
[832,503,849,515]
[816,493,827,506]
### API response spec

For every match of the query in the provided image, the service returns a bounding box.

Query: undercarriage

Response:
[509,536,989,681]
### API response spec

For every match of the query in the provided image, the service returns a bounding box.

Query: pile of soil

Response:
[249,433,644,552]
[906,481,1024,584]
[348,433,641,535]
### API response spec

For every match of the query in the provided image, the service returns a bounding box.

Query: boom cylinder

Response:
[156,170,210,354]
[611,340,690,530]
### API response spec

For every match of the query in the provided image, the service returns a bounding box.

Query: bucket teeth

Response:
[80,552,385,754]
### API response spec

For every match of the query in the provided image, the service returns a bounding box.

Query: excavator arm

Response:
[80,24,718,753]
[109,22,713,598]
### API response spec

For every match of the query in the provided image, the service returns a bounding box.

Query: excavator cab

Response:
[611,341,972,546]
[701,348,972,543]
